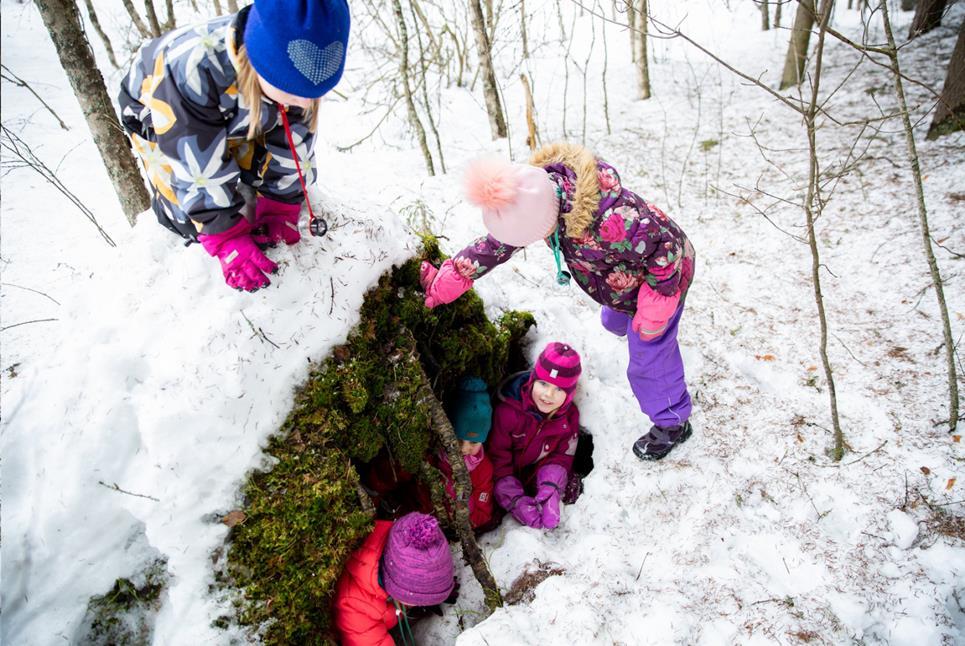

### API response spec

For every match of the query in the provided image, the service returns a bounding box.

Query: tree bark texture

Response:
[392,0,435,175]
[120,0,152,39]
[775,0,782,28]
[468,0,508,139]
[80,0,119,68]
[143,0,163,37]
[227,0,240,13]
[34,0,150,226]
[908,0,947,39]
[521,73,539,150]
[881,0,960,432]
[927,18,965,139]
[635,0,651,99]
[163,0,176,31]
[901,0,917,11]
[780,0,816,90]
[520,0,530,60]
[761,0,771,30]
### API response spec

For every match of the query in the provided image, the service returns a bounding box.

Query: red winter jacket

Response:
[434,448,495,528]
[488,372,580,487]
[332,521,397,646]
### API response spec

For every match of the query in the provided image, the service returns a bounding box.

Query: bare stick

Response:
[0,127,116,246]
[0,65,70,130]
[880,0,959,432]
[1,282,62,305]
[98,480,160,502]
[1,318,59,331]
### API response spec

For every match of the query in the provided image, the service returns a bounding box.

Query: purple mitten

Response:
[251,195,301,246]
[511,496,543,529]
[420,260,474,309]
[199,219,278,291]
[534,464,567,529]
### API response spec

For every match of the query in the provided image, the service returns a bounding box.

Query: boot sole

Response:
[633,423,693,461]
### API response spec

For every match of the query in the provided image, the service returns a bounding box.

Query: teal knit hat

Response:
[451,377,492,443]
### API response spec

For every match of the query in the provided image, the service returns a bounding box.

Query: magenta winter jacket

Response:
[488,372,580,485]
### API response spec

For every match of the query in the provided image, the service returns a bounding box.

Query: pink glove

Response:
[511,496,543,529]
[534,464,567,529]
[199,219,278,291]
[420,260,473,309]
[251,195,301,247]
[632,283,680,342]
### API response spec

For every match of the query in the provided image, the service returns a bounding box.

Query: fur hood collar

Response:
[529,142,601,238]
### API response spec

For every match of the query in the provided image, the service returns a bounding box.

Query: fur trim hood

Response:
[529,142,601,238]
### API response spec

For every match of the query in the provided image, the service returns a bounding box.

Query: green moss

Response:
[78,559,169,646]
[222,241,534,644]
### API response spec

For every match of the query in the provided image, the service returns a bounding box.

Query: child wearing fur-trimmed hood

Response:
[420,143,696,462]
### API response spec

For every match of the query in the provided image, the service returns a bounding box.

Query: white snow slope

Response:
[1,1,962,644]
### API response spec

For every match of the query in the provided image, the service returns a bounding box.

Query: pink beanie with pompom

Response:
[381,512,454,606]
[464,156,559,247]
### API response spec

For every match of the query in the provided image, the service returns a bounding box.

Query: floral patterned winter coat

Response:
[453,143,695,316]
[117,6,316,235]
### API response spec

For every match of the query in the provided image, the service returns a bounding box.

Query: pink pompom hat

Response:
[463,156,559,247]
[381,512,454,606]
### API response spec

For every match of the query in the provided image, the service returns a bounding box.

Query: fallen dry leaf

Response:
[953,435,961,443]
[947,478,956,491]
[222,510,247,527]
[755,354,776,361]
[807,365,818,372]
[921,466,931,475]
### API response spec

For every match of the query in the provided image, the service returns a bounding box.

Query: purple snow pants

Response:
[601,304,692,428]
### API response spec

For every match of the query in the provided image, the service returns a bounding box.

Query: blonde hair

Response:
[236,45,320,141]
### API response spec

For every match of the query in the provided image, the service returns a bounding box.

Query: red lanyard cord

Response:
[277,103,323,234]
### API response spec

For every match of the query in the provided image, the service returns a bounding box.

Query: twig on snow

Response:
[98,480,160,502]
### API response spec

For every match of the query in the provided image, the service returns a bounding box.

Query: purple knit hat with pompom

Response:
[382,512,454,606]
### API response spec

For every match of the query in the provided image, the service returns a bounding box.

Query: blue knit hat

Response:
[451,377,492,443]
[244,0,350,99]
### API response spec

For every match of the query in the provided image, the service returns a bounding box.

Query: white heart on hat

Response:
[287,39,344,85]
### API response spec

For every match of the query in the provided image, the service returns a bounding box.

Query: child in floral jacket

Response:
[488,342,582,530]
[118,0,349,291]
[420,143,696,461]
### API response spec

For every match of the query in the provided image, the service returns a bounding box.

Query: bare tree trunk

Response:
[163,0,176,31]
[401,331,503,613]
[927,19,965,139]
[635,0,651,99]
[34,0,150,226]
[881,0,960,433]
[901,0,917,10]
[409,0,446,174]
[521,73,539,150]
[212,0,223,16]
[600,0,611,134]
[143,0,163,37]
[468,0,508,139]
[780,0,816,90]
[519,0,530,60]
[761,0,771,30]
[392,0,434,175]
[80,0,119,68]
[908,0,947,39]
[227,0,239,12]
[801,0,845,460]
[775,0,783,28]
[628,0,637,63]
[120,0,152,39]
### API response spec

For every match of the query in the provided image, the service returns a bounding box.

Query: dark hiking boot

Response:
[632,421,693,461]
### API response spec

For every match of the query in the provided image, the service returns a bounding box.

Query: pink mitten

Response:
[534,464,567,529]
[632,283,680,342]
[419,259,473,309]
[199,219,278,291]
[251,195,301,247]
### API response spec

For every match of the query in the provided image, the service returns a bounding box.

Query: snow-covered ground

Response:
[2,1,962,644]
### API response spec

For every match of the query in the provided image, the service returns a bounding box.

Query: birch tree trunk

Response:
[780,0,816,90]
[635,0,651,99]
[34,0,150,225]
[927,18,965,139]
[881,0,960,432]
[908,0,948,39]
[468,0,508,139]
